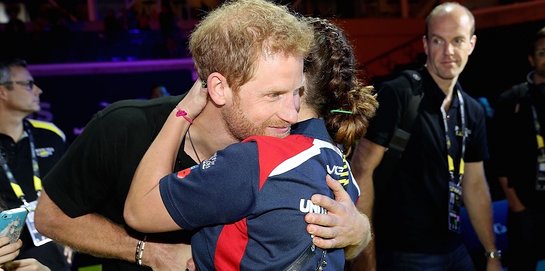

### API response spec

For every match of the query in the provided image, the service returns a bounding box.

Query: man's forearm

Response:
[499,176,525,212]
[463,181,497,252]
[35,192,138,262]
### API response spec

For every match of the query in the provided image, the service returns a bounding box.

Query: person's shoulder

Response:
[100,95,182,116]
[380,71,414,88]
[94,95,183,127]
[378,68,424,96]
[26,119,66,142]
[498,82,528,102]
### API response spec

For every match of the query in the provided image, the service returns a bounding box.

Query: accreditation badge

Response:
[537,155,545,191]
[21,200,52,246]
[448,181,462,233]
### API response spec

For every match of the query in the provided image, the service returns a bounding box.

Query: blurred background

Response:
[0,0,543,142]
[1,2,544,269]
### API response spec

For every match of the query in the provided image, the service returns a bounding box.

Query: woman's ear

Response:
[206,72,228,106]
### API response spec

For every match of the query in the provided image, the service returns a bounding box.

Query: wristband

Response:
[175,108,193,124]
[135,236,147,265]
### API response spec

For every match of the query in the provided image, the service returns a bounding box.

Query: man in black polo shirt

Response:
[0,59,68,270]
[350,2,502,271]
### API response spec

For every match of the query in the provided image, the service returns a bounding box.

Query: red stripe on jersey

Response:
[244,135,313,190]
[214,218,249,271]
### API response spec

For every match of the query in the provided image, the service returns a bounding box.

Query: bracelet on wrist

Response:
[175,107,194,124]
[135,236,147,265]
[485,249,502,259]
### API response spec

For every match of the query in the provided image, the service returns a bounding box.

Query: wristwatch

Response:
[485,250,502,259]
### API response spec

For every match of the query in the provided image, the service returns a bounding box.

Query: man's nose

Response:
[33,84,43,95]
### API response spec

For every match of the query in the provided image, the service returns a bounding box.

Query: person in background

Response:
[34,1,370,270]
[350,2,502,270]
[491,26,545,271]
[124,17,376,270]
[0,59,68,270]
[149,85,171,99]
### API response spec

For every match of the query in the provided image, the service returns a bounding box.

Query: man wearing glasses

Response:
[0,59,69,270]
[491,26,545,271]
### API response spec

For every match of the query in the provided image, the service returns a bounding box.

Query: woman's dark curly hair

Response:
[303,17,378,155]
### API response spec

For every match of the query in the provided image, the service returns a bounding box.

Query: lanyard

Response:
[531,105,545,155]
[440,90,467,185]
[0,121,42,205]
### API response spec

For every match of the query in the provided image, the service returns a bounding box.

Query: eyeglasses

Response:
[0,80,35,90]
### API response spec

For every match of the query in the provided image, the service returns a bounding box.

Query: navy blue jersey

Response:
[160,118,360,270]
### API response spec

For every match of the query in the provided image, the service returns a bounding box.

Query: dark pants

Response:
[377,244,476,271]
[506,209,545,271]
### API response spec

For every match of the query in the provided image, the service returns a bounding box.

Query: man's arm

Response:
[35,189,192,270]
[348,138,386,269]
[304,176,371,259]
[498,176,525,212]
[305,138,385,262]
[462,162,502,271]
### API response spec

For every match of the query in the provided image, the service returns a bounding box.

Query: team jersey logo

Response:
[299,199,327,214]
[201,153,217,170]
[326,156,350,186]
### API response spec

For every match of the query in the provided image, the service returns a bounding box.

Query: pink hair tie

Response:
[175,108,193,124]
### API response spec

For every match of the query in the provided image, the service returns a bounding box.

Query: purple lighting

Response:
[28,58,196,77]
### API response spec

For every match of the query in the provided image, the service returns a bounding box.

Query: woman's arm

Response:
[124,80,208,233]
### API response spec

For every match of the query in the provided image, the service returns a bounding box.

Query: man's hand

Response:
[0,237,21,265]
[304,175,371,257]
[143,242,193,271]
[2,258,51,271]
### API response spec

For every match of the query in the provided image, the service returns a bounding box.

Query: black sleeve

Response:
[364,78,407,147]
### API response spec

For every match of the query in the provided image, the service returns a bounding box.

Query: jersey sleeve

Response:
[160,142,260,230]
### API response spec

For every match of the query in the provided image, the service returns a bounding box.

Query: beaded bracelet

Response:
[135,236,147,265]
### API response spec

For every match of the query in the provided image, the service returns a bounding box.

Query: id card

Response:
[22,200,52,246]
[537,155,545,191]
[448,181,462,233]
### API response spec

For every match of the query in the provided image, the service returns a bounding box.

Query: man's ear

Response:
[528,54,536,68]
[0,86,8,100]
[422,35,429,56]
[206,72,228,106]
[468,34,477,55]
